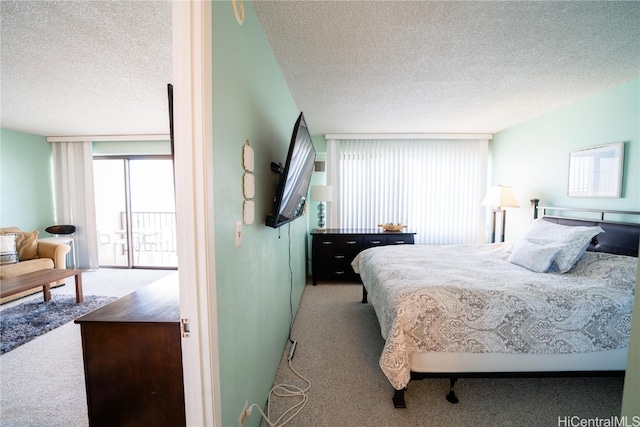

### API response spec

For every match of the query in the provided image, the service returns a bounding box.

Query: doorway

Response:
[93,156,178,269]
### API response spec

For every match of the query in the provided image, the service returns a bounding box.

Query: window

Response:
[327,138,489,244]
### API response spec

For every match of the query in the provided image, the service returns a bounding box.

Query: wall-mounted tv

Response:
[266,112,316,228]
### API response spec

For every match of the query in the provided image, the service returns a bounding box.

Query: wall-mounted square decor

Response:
[568,142,624,198]
[243,200,254,225]
[243,142,254,172]
[243,173,255,199]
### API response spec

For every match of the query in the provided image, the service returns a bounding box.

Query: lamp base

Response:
[317,202,326,230]
[489,208,507,243]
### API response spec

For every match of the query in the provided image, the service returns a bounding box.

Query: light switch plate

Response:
[235,221,242,248]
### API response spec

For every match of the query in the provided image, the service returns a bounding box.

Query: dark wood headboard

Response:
[531,200,640,257]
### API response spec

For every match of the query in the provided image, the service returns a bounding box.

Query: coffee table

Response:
[0,269,83,303]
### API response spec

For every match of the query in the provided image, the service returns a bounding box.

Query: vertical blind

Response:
[329,138,489,245]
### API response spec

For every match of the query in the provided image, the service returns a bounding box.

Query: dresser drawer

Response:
[324,253,352,263]
[313,235,362,250]
[387,235,414,245]
[364,234,415,246]
[321,269,359,281]
[314,259,358,281]
[363,235,386,247]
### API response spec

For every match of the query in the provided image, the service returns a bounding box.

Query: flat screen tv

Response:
[266,112,316,228]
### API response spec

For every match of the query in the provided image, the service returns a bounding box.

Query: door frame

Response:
[173,1,221,425]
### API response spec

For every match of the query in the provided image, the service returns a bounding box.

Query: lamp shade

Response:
[311,185,333,202]
[481,185,519,209]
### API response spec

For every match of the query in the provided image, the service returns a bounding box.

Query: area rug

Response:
[0,294,118,354]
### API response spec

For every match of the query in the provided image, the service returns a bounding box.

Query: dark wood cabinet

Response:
[311,229,416,285]
[75,278,185,427]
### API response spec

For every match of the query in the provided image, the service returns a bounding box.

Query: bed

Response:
[351,206,640,408]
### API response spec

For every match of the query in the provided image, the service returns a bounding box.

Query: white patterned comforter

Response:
[351,244,637,390]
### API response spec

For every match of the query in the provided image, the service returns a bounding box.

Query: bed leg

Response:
[446,377,459,404]
[392,388,406,408]
[362,286,368,303]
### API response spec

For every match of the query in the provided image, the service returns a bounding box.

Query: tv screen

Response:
[266,112,316,228]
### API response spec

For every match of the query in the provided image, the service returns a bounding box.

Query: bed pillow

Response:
[508,239,563,273]
[0,233,19,265]
[522,219,603,273]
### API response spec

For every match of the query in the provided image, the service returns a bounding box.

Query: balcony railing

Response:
[120,211,177,253]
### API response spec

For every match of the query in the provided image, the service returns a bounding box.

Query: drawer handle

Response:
[394,241,406,244]
[370,240,382,244]
[321,241,333,245]
[335,271,345,275]
[335,255,345,259]
[346,241,357,245]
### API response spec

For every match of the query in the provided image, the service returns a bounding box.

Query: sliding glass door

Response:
[94,159,128,267]
[129,159,177,268]
[93,157,178,269]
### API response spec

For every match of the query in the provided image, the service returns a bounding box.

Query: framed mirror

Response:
[568,142,624,198]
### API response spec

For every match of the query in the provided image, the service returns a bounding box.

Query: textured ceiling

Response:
[254,1,640,134]
[0,0,172,137]
[1,1,639,138]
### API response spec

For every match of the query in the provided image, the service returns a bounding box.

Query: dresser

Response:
[75,277,185,427]
[311,228,416,285]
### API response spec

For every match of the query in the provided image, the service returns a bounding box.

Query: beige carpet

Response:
[261,283,625,427]
[0,268,175,427]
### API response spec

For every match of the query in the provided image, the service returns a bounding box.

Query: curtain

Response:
[51,141,99,269]
[327,138,488,245]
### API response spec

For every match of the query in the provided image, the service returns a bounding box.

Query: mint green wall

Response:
[491,79,640,239]
[0,128,55,234]
[212,3,307,426]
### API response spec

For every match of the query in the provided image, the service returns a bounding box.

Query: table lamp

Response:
[481,185,519,243]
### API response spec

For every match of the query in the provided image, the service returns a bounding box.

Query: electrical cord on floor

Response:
[244,343,311,427]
